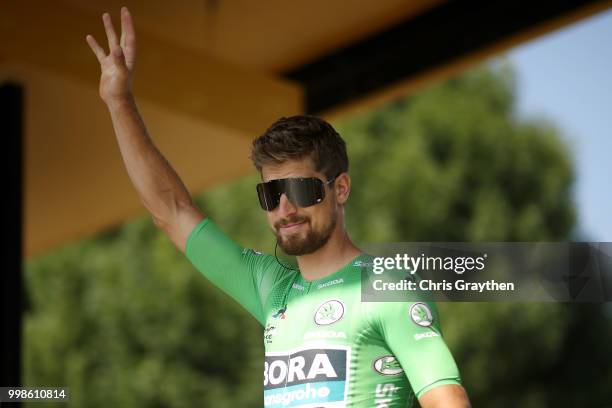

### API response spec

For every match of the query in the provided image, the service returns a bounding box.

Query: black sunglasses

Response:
[256,174,339,211]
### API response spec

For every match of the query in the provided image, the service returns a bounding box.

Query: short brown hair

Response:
[250,115,348,180]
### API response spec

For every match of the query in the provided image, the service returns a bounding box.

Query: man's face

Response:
[261,157,338,256]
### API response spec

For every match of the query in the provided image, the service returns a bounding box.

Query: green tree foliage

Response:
[341,64,575,243]
[23,62,612,407]
[24,217,263,407]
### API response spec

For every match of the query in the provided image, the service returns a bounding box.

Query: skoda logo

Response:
[409,302,433,327]
[314,300,345,325]
[373,356,404,376]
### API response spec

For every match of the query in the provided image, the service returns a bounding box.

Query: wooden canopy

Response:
[1,0,610,257]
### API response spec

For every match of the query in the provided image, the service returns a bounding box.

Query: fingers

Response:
[86,34,106,64]
[111,46,126,68]
[87,10,132,69]
[120,7,137,71]
[102,12,119,51]
[120,8,126,49]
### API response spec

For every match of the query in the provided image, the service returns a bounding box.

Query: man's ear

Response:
[333,172,351,204]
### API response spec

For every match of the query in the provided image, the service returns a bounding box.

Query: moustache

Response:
[276,217,309,230]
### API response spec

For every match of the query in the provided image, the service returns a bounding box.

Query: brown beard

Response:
[275,207,338,256]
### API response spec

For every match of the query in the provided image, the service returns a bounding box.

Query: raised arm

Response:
[86,7,204,253]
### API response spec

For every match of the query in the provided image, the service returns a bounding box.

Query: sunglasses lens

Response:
[257,181,280,210]
[285,178,324,207]
[256,177,326,211]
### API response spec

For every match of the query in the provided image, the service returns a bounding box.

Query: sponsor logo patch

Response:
[273,305,287,320]
[414,331,439,341]
[242,248,264,256]
[375,383,400,407]
[264,346,350,407]
[264,324,277,344]
[409,302,433,327]
[353,260,374,268]
[372,356,404,376]
[314,300,345,326]
[317,278,344,290]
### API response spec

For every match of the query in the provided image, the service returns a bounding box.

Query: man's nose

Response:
[277,193,297,215]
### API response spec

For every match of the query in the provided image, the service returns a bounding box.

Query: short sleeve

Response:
[185,217,285,325]
[369,300,462,399]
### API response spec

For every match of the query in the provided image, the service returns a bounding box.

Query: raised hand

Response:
[86,7,137,105]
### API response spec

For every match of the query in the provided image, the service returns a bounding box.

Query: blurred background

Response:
[2,1,611,407]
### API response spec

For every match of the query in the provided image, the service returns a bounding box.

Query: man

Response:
[86,7,471,407]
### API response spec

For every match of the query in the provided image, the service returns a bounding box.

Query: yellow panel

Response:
[1,63,262,258]
[59,0,444,72]
[0,0,303,136]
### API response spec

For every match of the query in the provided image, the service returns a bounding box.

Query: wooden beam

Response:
[285,0,612,121]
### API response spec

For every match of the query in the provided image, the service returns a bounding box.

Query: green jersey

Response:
[186,218,462,407]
